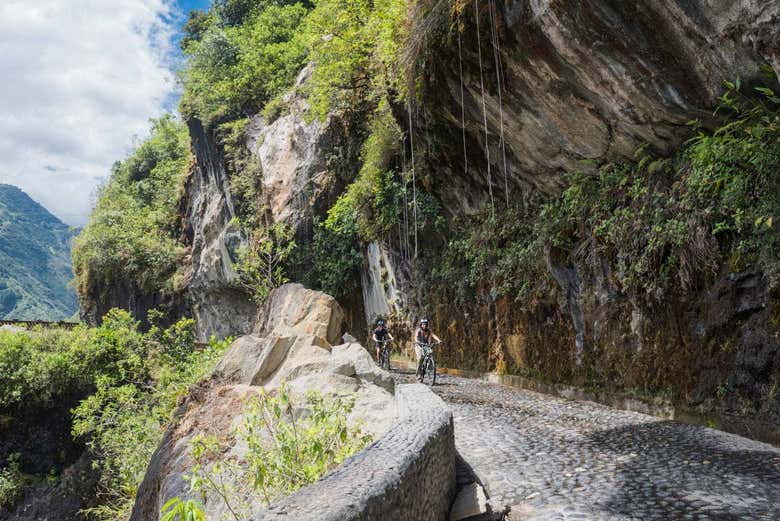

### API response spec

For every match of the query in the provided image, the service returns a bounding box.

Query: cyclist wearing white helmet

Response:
[414,318,440,380]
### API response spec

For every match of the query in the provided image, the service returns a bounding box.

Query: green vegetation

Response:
[72,116,191,301]
[160,498,206,521]
[180,0,309,125]
[431,81,780,306]
[179,0,409,125]
[0,454,31,510]
[235,222,297,303]
[430,201,547,307]
[303,101,405,298]
[176,384,370,519]
[73,319,230,521]
[540,81,780,300]
[0,312,229,518]
[0,311,149,409]
[0,184,77,320]
[325,101,405,242]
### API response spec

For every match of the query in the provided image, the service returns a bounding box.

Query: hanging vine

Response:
[474,0,495,215]
[488,0,509,205]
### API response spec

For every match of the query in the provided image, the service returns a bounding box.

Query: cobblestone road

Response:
[394,371,780,520]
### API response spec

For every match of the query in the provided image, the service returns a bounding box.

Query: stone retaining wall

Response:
[254,383,456,520]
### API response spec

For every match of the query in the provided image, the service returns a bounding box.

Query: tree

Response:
[236,223,297,303]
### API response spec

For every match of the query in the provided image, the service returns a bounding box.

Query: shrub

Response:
[72,116,190,301]
[180,2,309,125]
[0,312,228,519]
[235,222,297,303]
[430,201,547,307]
[0,454,30,511]
[71,326,230,521]
[179,0,409,124]
[0,310,147,409]
[160,498,206,521]
[182,384,371,519]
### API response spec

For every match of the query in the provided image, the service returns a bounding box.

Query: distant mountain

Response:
[0,184,77,320]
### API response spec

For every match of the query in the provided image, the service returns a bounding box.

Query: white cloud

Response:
[0,0,181,225]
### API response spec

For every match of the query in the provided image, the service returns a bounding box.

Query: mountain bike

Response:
[377,340,391,371]
[415,341,439,386]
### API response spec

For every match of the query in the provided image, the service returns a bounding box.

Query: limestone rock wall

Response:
[414,0,780,213]
[179,67,367,340]
[360,241,408,325]
[246,67,366,242]
[182,119,257,342]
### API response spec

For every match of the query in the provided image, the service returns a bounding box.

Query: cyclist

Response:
[372,319,393,363]
[414,318,441,380]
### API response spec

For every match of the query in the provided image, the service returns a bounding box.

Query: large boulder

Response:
[130,284,396,521]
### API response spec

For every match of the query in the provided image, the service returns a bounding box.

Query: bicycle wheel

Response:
[422,357,436,386]
[382,349,390,371]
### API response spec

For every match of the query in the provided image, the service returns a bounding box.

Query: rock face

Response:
[244,67,365,244]
[358,0,780,429]
[177,68,366,341]
[130,284,396,521]
[360,241,407,325]
[415,0,780,212]
[428,259,780,436]
[3,453,98,521]
[247,68,358,240]
[182,119,258,342]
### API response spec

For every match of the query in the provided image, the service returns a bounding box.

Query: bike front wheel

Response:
[421,357,436,386]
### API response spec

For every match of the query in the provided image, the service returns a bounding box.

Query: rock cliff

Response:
[181,118,257,341]
[412,0,780,211]
[177,68,367,341]
[369,0,780,430]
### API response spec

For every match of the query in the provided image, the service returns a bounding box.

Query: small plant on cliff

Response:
[235,222,297,304]
[241,386,371,502]
[327,99,405,242]
[430,200,548,308]
[160,498,206,521]
[0,454,31,511]
[181,384,371,519]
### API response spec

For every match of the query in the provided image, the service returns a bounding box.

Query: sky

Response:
[0,0,211,226]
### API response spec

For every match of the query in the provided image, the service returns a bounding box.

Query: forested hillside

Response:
[0,184,77,320]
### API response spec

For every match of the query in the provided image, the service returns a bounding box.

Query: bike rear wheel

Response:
[421,357,436,386]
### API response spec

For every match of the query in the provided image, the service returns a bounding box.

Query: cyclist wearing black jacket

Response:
[372,319,394,363]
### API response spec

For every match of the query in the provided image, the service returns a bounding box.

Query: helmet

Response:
[420,318,429,326]
[377,319,385,327]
